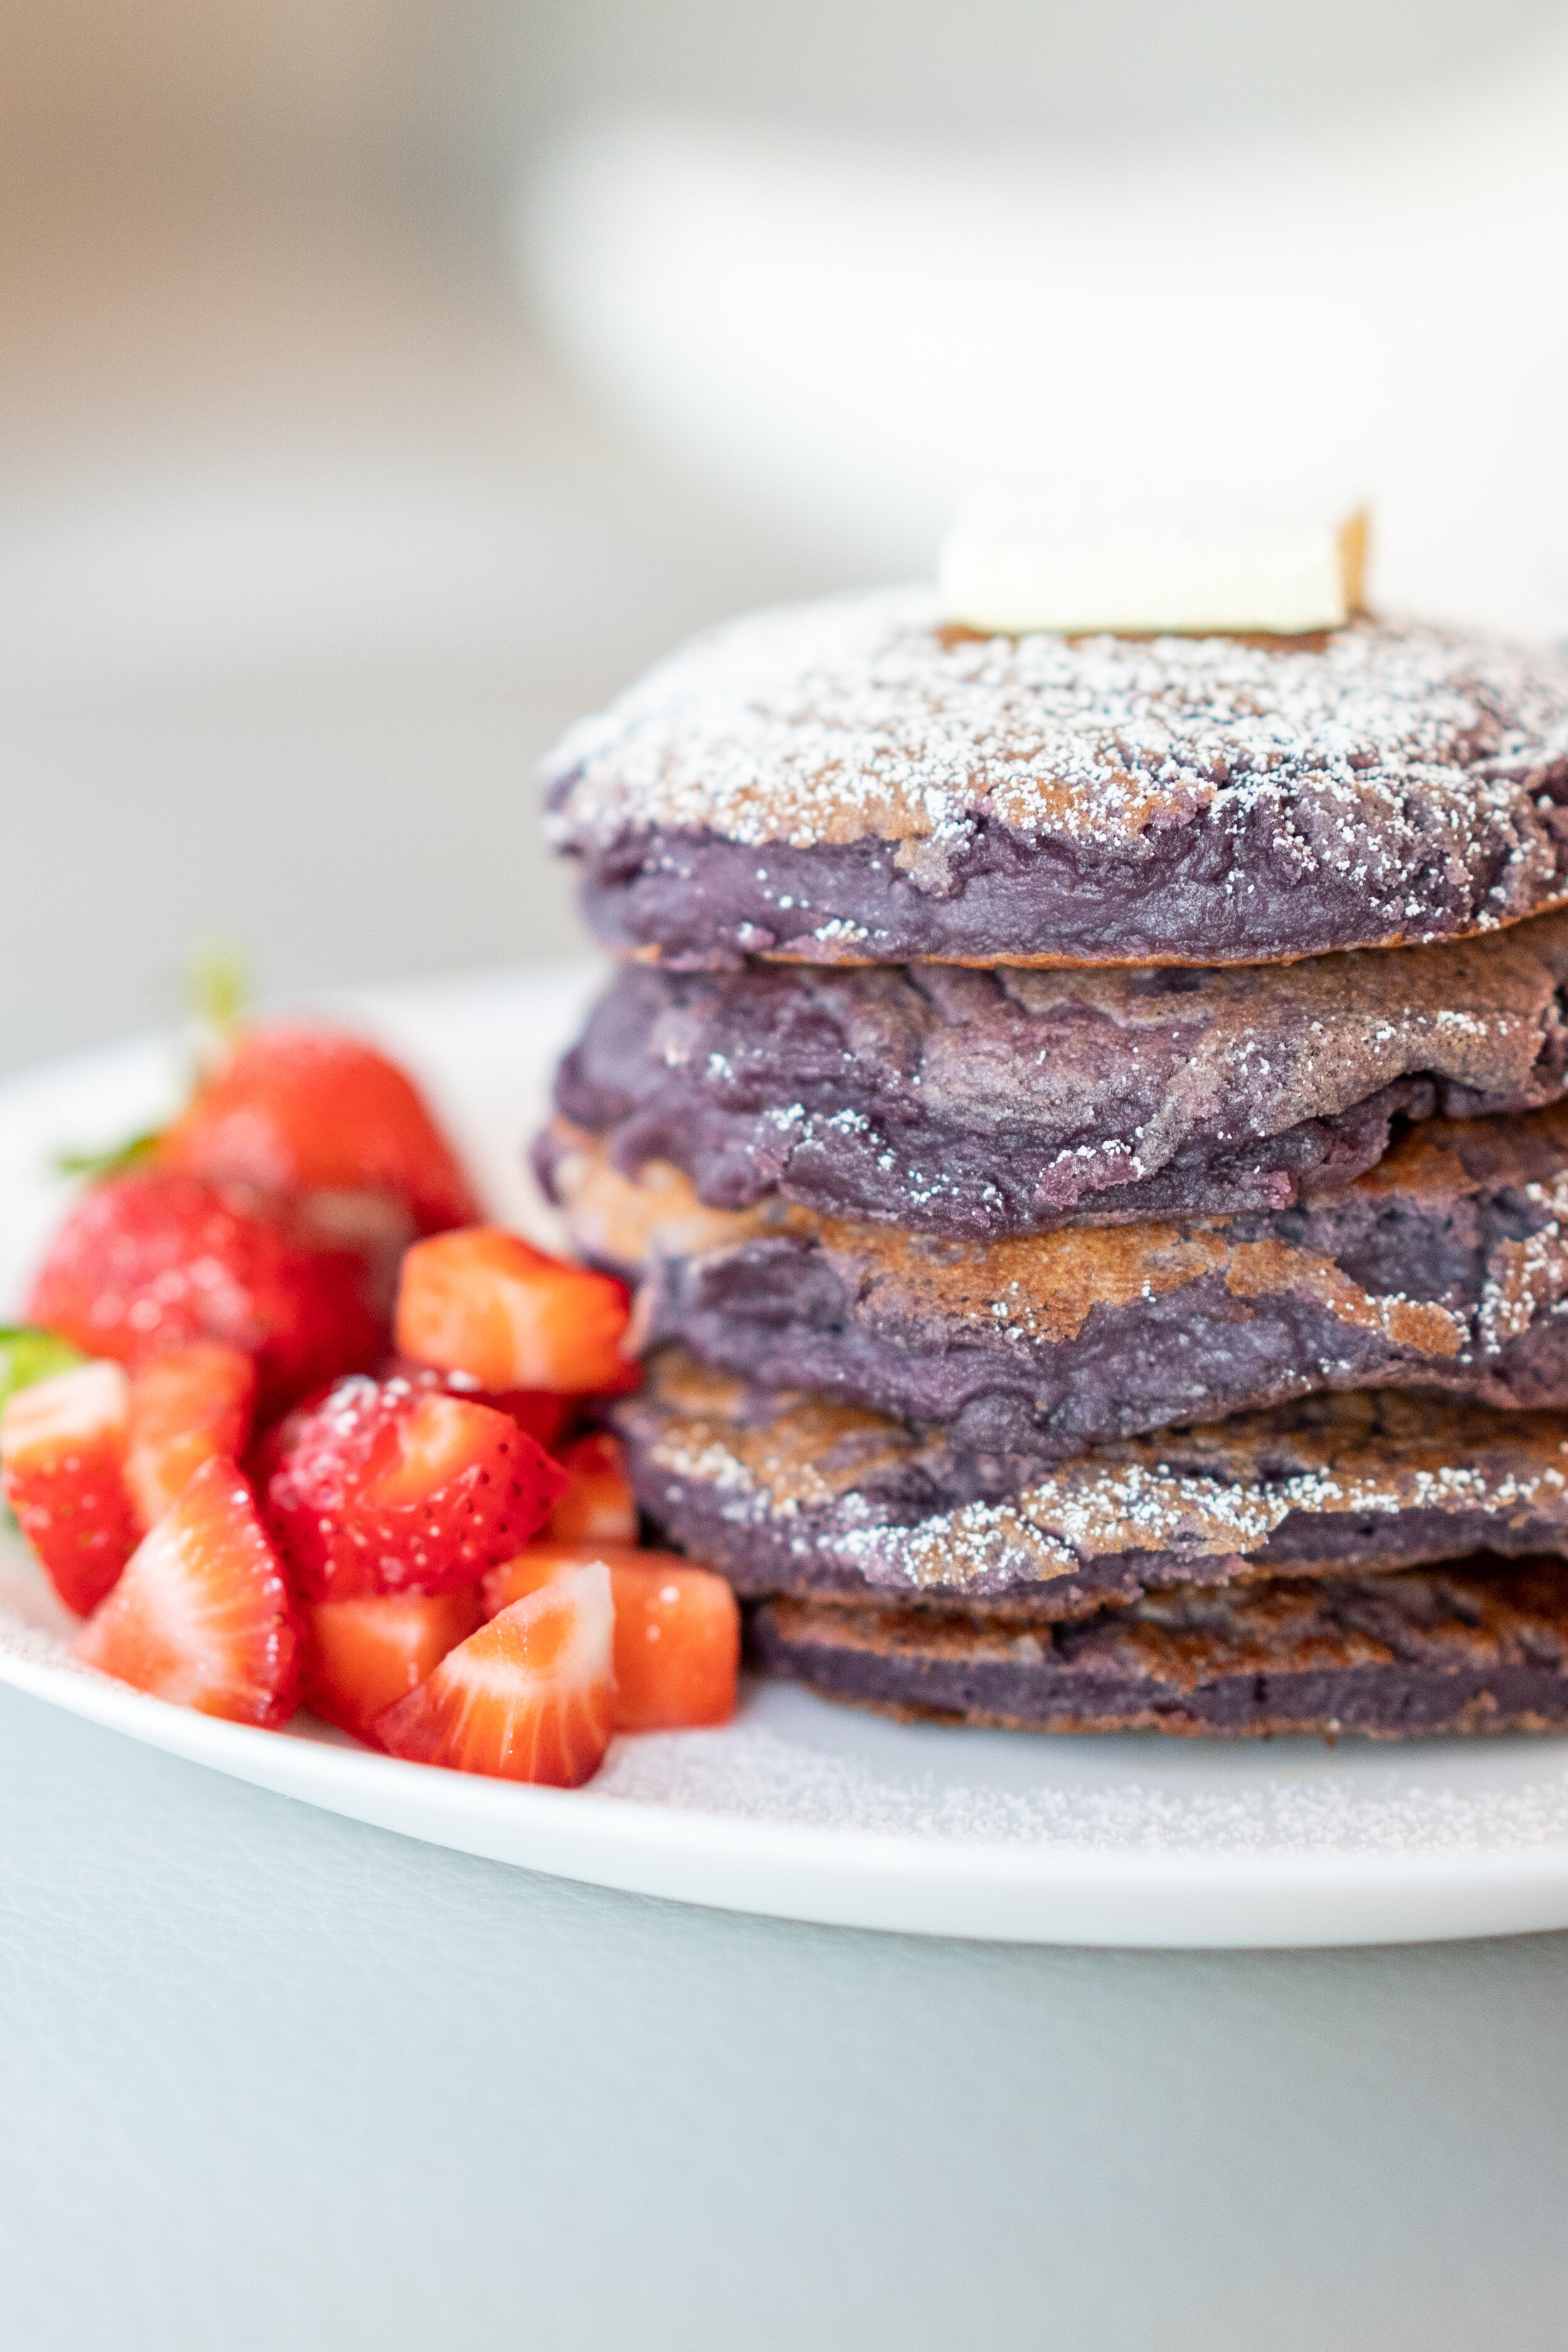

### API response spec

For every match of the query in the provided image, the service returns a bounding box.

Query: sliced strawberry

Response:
[546,1430,638,1544]
[379,1355,573,1453]
[302,1586,482,1745]
[395,1227,635,1396]
[263,1374,568,1599]
[377,1561,615,1784]
[1,1358,140,1615]
[73,1454,302,1726]
[125,1340,258,1530]
[484,1542,739,1732]
[26,1170,385,1414]
[157,1024,480,1236]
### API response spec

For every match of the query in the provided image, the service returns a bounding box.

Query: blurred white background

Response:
[1,0,1565,1070]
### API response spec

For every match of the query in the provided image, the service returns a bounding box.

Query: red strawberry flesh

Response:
[484,1542,739,1732]
[546,1429,638,1543]
[395,1227,634,1395]
[376,1560,614,1783]
[1,1357,141,1616]
[73,1454,302,1726]
[263,1374,568,1599]
[302,1586,482,1745]
[379,1356,572,1453]
[125,1340,257,1530]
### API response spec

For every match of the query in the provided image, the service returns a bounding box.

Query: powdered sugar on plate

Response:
[593,1685,1568,1859]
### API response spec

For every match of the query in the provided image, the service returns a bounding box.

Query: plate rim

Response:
[5,1643,1568,1947]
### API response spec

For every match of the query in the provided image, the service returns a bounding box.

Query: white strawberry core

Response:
[475,1560,615,1693]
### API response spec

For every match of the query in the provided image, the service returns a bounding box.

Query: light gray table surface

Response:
[4,1681,1567,2352]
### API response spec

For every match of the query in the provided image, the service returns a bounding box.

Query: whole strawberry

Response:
[27,1170,385,1416]
[157,1027,480,1237]
[263,1373,568,1599]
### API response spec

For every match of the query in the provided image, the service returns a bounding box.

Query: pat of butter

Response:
[941,508,1367,637]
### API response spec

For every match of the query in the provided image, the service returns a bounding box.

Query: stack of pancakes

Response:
[536,588,1568,1738]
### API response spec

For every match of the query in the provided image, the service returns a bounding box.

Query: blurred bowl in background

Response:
[518,117,1363,585]
[516,24,1568,638]
[524,0,1568,151]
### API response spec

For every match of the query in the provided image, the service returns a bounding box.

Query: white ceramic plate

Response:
[6,962,1568,1949]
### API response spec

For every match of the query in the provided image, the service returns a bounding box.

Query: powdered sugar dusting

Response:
[594,1697,1568,1855]
[635,1364,1568,1600]
[543,591,1568,901]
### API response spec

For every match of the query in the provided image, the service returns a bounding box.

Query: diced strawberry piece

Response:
[485,1389,574,1449]
[263,1374,568,1599]
[546,1430,638,1543]
[1,1359,141,1616]
[482,1539,649,1611]
[125,1341,258,1530]
[395,1227,634,1396]
[376,1561,615,1784]
[157,1024,480,1236]
[26,1170,385,1414]
[484,1542,739,1732]
[302,1586,482,1745]
[73,1454,302,1726]
[608,1560,738,1732]
[379,1355,573,1453]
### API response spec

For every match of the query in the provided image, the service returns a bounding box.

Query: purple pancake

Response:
[548,1101,1568,1452]
[748,1559,1568,1738]
[615,1350,1568,1618]
[541,592,1568,971]
[548,913,1568,1237]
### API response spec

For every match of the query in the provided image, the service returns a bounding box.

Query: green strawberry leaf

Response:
[51,938,252,1184]
[0,1327,88,1418]
[53,1127,164,1181]
[186,940,250,1070]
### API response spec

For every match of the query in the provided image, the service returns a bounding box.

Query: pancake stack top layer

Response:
[538,591,1568,1737]
[544,592,1568,970]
